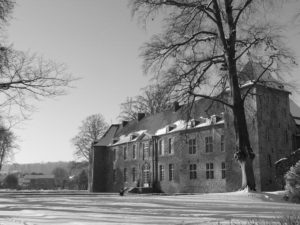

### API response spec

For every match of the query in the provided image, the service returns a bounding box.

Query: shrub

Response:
[285,160,300,203]
[78,170,88,190]
[3,173,18,189]
[216,213,300,224]
[279,213,300,225]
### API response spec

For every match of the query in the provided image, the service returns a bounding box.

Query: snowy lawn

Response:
[0,191,299,225]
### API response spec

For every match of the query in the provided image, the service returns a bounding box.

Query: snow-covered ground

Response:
[0,191,299,225]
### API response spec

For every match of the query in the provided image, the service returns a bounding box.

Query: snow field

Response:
[0,191,298,225]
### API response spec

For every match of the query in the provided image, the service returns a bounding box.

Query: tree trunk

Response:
[233,102,256,191]
[227,49,256,191]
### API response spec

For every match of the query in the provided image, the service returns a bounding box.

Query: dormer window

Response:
[199,117,208,124]
[112,138,119,144]
[211,115,222,124]
[278,84,284,89]
[190,119,200,128]
[167,124,176,132]
[215,116,222,123]
[130,134,138,141]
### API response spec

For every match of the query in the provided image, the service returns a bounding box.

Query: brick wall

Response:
[256,86,294,191]
[156,125,226,193]
[91,85,297,193]
[110,138,154,192]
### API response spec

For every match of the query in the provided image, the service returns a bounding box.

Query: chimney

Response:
[173,101,181,112]
[122,121,128,127]
[211,115,217,124]
[137,113,145,121]
[220,112,224,120]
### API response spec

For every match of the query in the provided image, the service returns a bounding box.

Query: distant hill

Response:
[2,162,73,175]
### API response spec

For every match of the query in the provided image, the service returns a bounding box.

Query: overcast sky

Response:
[5,0,300,164]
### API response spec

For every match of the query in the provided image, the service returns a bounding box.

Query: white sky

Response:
[5,0,300,163]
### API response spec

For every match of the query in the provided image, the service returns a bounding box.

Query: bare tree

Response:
[130,0,296,191]
[71,114,109,161]
[0,125,15,171]
[52,167,69,189]
[0,0,13,25]
[0,48,74,118]
[119,82,173,121]
[0,1,73,122]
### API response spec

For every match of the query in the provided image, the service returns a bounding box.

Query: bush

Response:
[3,174,18,189]
[78,170,88,190]
[285,160,300,203]
[216,213,300,225]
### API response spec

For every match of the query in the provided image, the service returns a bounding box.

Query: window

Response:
[113,149,117,161]
[132,144,136,159]
[221,135,225,152]
[189,164,197,179]
[268,154,272,168]
[123,146,127,160]
[159,165,164,181]
[132,167,136,182]
[285,129,289,144]
[188,138,196,154]
[158,139,164,156]
[113,169,116,182]
[143,142,149,159]
[169,164,174,181]
[206,163,214,179]
[168,124,176,132]
[130,134,137,141]
[168,137,174,154]
[123,168,127,182]
[221,162,226,179]
[205,136,213,153]
[139,142,143,157]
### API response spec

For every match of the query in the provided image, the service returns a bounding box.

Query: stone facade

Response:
[90,81,300,194]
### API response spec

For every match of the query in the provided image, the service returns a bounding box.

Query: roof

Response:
[239,62,275,83]
[94,124,120,146]
[94,99,224,147]
[114,98,224,139]
[239,62,288,92]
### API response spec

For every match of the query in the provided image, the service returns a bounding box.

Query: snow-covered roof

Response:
[155,120,186,136]
[109,130,147,146]
[229,79,288,93]
[94,124,121,147]
[155,115,224,136]
[108,114,224,146]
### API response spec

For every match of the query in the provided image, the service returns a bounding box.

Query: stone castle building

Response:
[89,64,300,193]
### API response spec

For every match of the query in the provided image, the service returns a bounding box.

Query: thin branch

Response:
[242,59,274,101]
